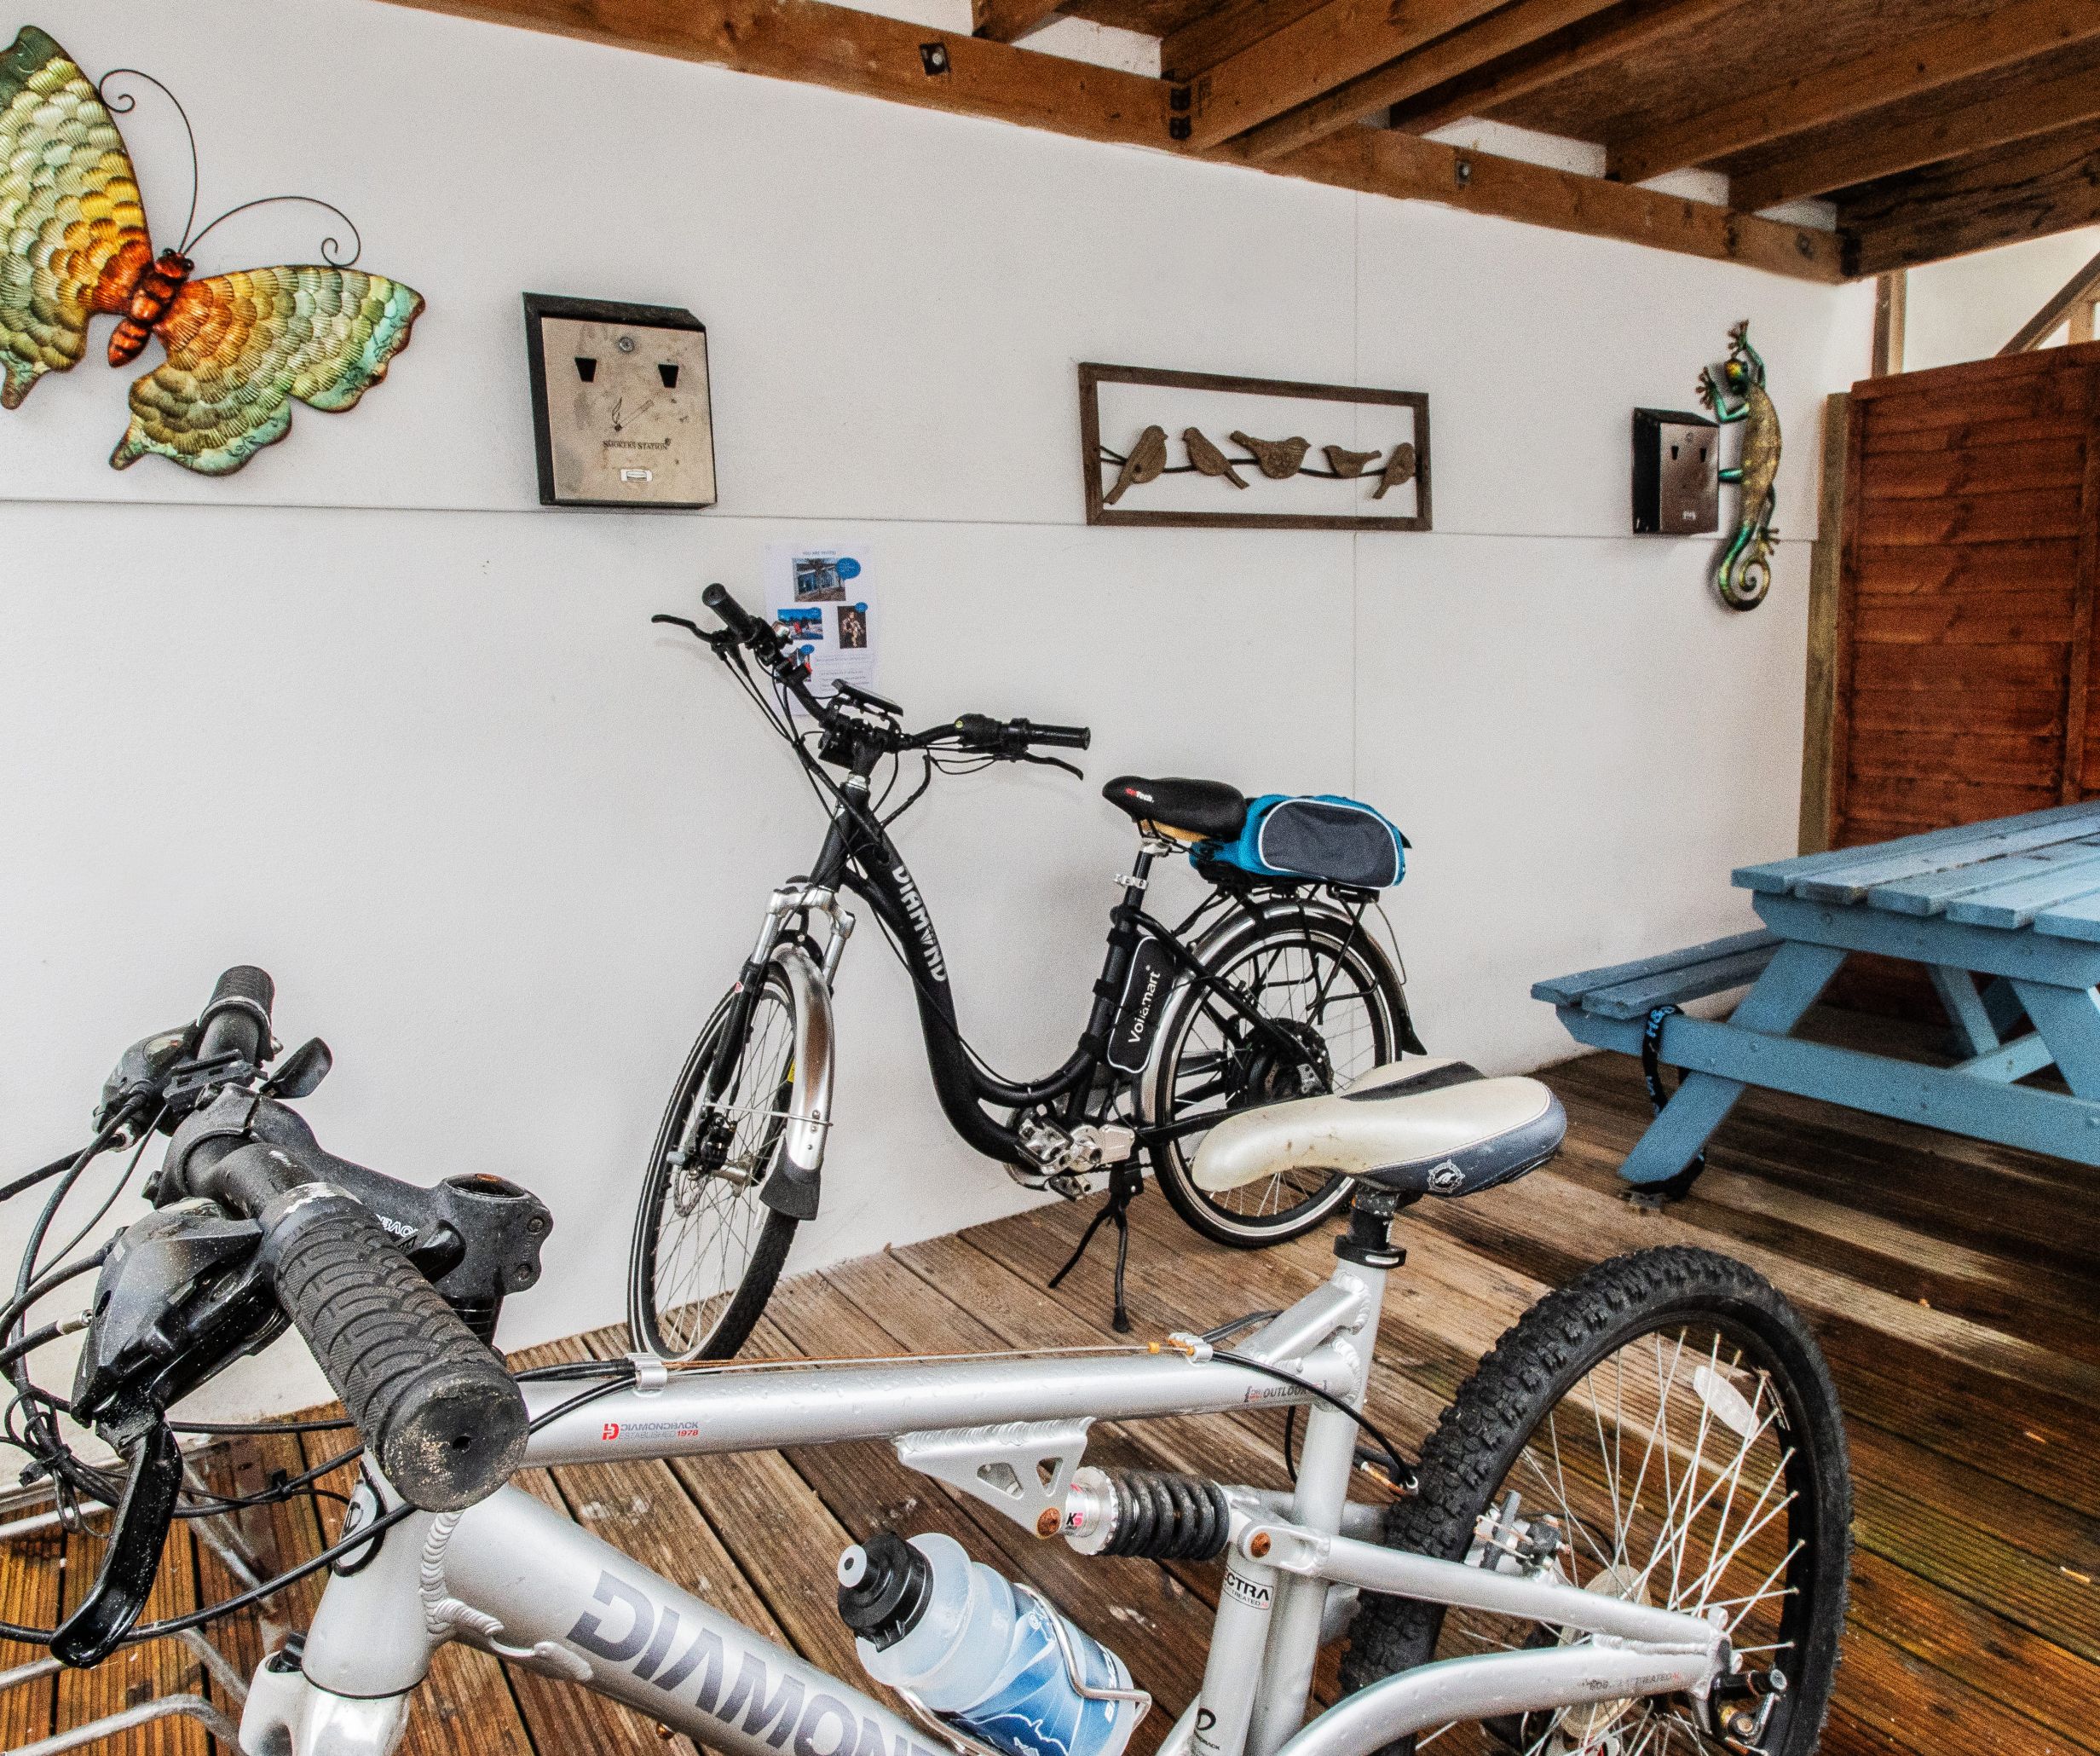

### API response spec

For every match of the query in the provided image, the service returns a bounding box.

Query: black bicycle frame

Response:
[741,746,1366,1170]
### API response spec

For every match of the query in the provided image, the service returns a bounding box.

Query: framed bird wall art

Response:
[0,24,424,476]
[1077,363,1430,532]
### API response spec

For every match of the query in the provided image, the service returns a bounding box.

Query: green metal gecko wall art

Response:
[1696,320,1781,610]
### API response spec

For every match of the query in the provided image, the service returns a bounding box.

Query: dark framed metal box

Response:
[1631,407,1718,535]
[523,293,717,511]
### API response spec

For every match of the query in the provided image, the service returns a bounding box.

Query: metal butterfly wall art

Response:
[0,24,424,475]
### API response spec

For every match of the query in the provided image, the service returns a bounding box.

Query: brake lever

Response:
[1017,751,1085,781]
[49,1422,182,1666]
[651,612,736,651]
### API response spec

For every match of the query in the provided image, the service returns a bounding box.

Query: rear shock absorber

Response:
[1060,1467,1230,1561]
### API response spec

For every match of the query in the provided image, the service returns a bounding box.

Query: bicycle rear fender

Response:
[1135,893,1399,1123]
[757,943,834,1222]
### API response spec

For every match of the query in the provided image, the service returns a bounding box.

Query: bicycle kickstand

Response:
[1047,1164,1141,1333]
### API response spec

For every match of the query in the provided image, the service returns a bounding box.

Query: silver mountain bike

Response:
[13,968,1849,1756]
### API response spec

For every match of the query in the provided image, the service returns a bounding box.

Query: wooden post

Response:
[1799,391,1850,854]
[1871,272,1906,377]
[2074,300,2097,344]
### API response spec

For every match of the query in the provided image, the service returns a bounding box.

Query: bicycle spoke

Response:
[1415,1315,1819,1756]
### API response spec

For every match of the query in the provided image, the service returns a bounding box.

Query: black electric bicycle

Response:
[632,585,1420,1359]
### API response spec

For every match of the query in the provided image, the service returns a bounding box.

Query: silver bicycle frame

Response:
[238,1251,1728,1756]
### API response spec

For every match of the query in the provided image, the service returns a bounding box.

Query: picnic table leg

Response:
[1981,977,2027,1040]
[1929,966,2001,1059]
[1618,940,1848,1190]
[2008,981,2100,1098]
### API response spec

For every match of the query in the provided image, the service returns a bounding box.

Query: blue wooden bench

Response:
[1532,929,1780,1022]
[1535,802,2100,1194]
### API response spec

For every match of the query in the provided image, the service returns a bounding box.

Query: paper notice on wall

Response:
[763,542,877,708]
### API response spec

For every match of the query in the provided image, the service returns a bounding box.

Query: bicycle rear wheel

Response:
[1341,1245,1851,1756]
[628,969,801,1360]
[1145,906,1405,1246]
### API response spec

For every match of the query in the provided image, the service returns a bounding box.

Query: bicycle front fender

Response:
[757,942,834,1222]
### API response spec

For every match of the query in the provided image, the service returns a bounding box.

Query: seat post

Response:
[1334,1186,1407,1274]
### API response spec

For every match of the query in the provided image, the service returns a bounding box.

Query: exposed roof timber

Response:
[1162,0,1330,83]
[375,0,1170,146]
[1385,0,1738,140]
[373,0,1841,282]
[2000,244,2100,355]
[975,0,1066,46]
[1841,119,2100,278]
[1234,0,1624,165]
[1266,129,1843,279]
[1178,0,1510,153]
[1608,0,2100,186]
[1733,58,2100,211]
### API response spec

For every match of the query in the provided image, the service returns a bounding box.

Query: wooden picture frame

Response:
[1078,362,1432,531]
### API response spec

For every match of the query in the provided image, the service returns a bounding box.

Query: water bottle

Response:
[837,1532,1141,1756]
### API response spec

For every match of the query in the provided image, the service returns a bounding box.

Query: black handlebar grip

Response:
[258,1187,528,1511]
[1022,721,1092,751]
[196,966,274,1066]
[701,582,767,645]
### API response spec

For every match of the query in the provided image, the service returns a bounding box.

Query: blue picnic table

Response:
[1533,800,2100,1193]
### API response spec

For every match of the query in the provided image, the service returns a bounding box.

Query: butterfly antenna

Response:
[181,195,364,269]
[95,68,201,256]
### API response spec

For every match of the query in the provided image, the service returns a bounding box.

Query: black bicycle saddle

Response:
[1102,776,1248,842]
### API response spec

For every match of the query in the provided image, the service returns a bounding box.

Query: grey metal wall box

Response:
[1631,408,1719,535]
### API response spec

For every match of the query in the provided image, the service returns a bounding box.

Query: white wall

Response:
[0,0,1874,1416]
[1904,225,2100,373]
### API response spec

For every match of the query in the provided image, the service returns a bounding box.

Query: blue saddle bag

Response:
[1197,794,1408,889]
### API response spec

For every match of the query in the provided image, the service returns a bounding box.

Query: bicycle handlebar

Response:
[949,713,1093,759]
[667,586,1089,774]
[178,970,529,1511]
[701,581,772,649]
[1013,719,1091,751]
[251,1161,528,1510]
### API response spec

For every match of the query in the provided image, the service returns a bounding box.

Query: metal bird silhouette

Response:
[1323,445,1380,479]
[1184,426,1248,488]
[1231,432,1310,479]
[1105,424,1168,505]
[1371,442,1417,500]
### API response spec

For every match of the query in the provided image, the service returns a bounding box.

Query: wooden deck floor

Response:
[4,1034,2097,1755]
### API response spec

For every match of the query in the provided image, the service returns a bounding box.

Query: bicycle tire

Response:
[1339,1245,1851,1756]
[628,971,801,1360]
[1145,907,1406,1247]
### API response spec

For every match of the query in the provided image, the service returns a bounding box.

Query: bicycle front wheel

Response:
[1341,1245,1852,1756]
[1145,907,1405,1246]
[628,969,801,1360]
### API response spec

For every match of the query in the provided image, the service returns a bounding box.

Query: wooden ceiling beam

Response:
[1162,0,1330,84]
[1841,120,2100,279]
[1234,0,1624,165]
[1177,0,1510,153]
[973,0,1066,47]
[1608,0,2100,187]
[375,0,1843,283]
[1386,0,1737,140]
[376,0,1170,148]
[1733,59,2100,211]
[1265,130,1843,280]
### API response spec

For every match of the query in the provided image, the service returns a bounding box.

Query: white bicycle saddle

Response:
[1191,1058,1566,1199]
